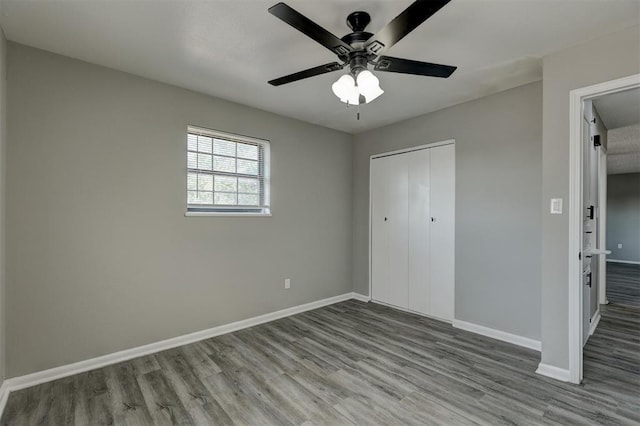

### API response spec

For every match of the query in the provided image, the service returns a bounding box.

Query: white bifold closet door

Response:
[371,153,409,309]
[370,143,454,321]
[429,144,455,320]
[408,149,431,314]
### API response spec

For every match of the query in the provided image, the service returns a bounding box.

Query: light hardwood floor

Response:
[2,297,639,425]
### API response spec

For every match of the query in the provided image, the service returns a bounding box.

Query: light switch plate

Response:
[550,198,563,214]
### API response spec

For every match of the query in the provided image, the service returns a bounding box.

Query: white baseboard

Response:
[607,259,640,265]
[589,310,601,337]
[452,319,541,351]
[0,381,9,418]
[351,292,371,302]
[536,362,571,382]
[1,292,358,398]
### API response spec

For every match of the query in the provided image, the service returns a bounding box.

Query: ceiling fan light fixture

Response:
[356,70,384,103]
[332,74,360,105]
[332,71,384,105]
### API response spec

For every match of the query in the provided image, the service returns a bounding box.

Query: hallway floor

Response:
[606,262,640,308]
[581,261,640,423]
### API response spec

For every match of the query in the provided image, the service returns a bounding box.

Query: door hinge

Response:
[579,252,582,260]
[587,205,595,220]
[593,135,601,147]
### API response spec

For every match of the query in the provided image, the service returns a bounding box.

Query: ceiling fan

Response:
[267,0,457,106]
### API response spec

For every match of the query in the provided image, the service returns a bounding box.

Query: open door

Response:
[598,147,608,305]
[581,116,595,345]
[582,102,611,346]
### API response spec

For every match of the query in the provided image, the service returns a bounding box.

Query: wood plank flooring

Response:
[2,299,639,425]
[606,262,640,308]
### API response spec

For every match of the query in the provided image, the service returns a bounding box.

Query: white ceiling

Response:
[607,123,640,175]
[1,0,639,133]
[593,88,640,130]
[593,89,640,175]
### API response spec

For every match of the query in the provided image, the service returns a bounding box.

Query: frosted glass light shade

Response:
[356,70,384,103]
[331,74,360,105]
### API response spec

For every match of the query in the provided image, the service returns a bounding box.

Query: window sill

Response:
[185,211,272,217]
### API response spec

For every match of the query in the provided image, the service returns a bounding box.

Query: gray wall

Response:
[607,173,640,262]
[353,81,542,341]
[0,28,6,386]
[541,25,640,370]
[6,43,353,377]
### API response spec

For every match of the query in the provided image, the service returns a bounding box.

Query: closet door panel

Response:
[408,149,431,314]
[386,153,409,308]
[370,157,391,304]
[429,144,455,321]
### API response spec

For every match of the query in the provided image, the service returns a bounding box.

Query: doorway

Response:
[568,74,640,384]
[593,88,640,308]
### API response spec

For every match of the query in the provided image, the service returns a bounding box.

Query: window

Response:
[186,126,270,215]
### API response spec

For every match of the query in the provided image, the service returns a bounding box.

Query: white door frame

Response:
[568,73,640,384]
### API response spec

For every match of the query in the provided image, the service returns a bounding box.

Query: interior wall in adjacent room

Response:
[607,173,640,263]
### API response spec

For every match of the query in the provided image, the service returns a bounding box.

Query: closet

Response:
[370,142,455,321]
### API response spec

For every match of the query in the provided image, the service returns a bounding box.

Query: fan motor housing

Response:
[341,31,373,48]
[348,52,369,75]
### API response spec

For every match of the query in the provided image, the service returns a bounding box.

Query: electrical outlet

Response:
[618,243,623,249]
[284,278,291,289]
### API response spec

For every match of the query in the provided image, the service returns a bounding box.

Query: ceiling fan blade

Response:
[374,56,456,78]
[268,62,344,86]
[365,0,451,56]
[268,3,352,58]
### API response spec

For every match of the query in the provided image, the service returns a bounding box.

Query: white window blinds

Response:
[187,126,270,214]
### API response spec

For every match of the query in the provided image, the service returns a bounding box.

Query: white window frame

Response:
[185,125,271,217]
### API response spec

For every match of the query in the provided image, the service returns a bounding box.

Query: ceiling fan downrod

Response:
[346,11,371,32]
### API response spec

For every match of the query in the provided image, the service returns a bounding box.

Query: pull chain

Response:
[345,101,362,121]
